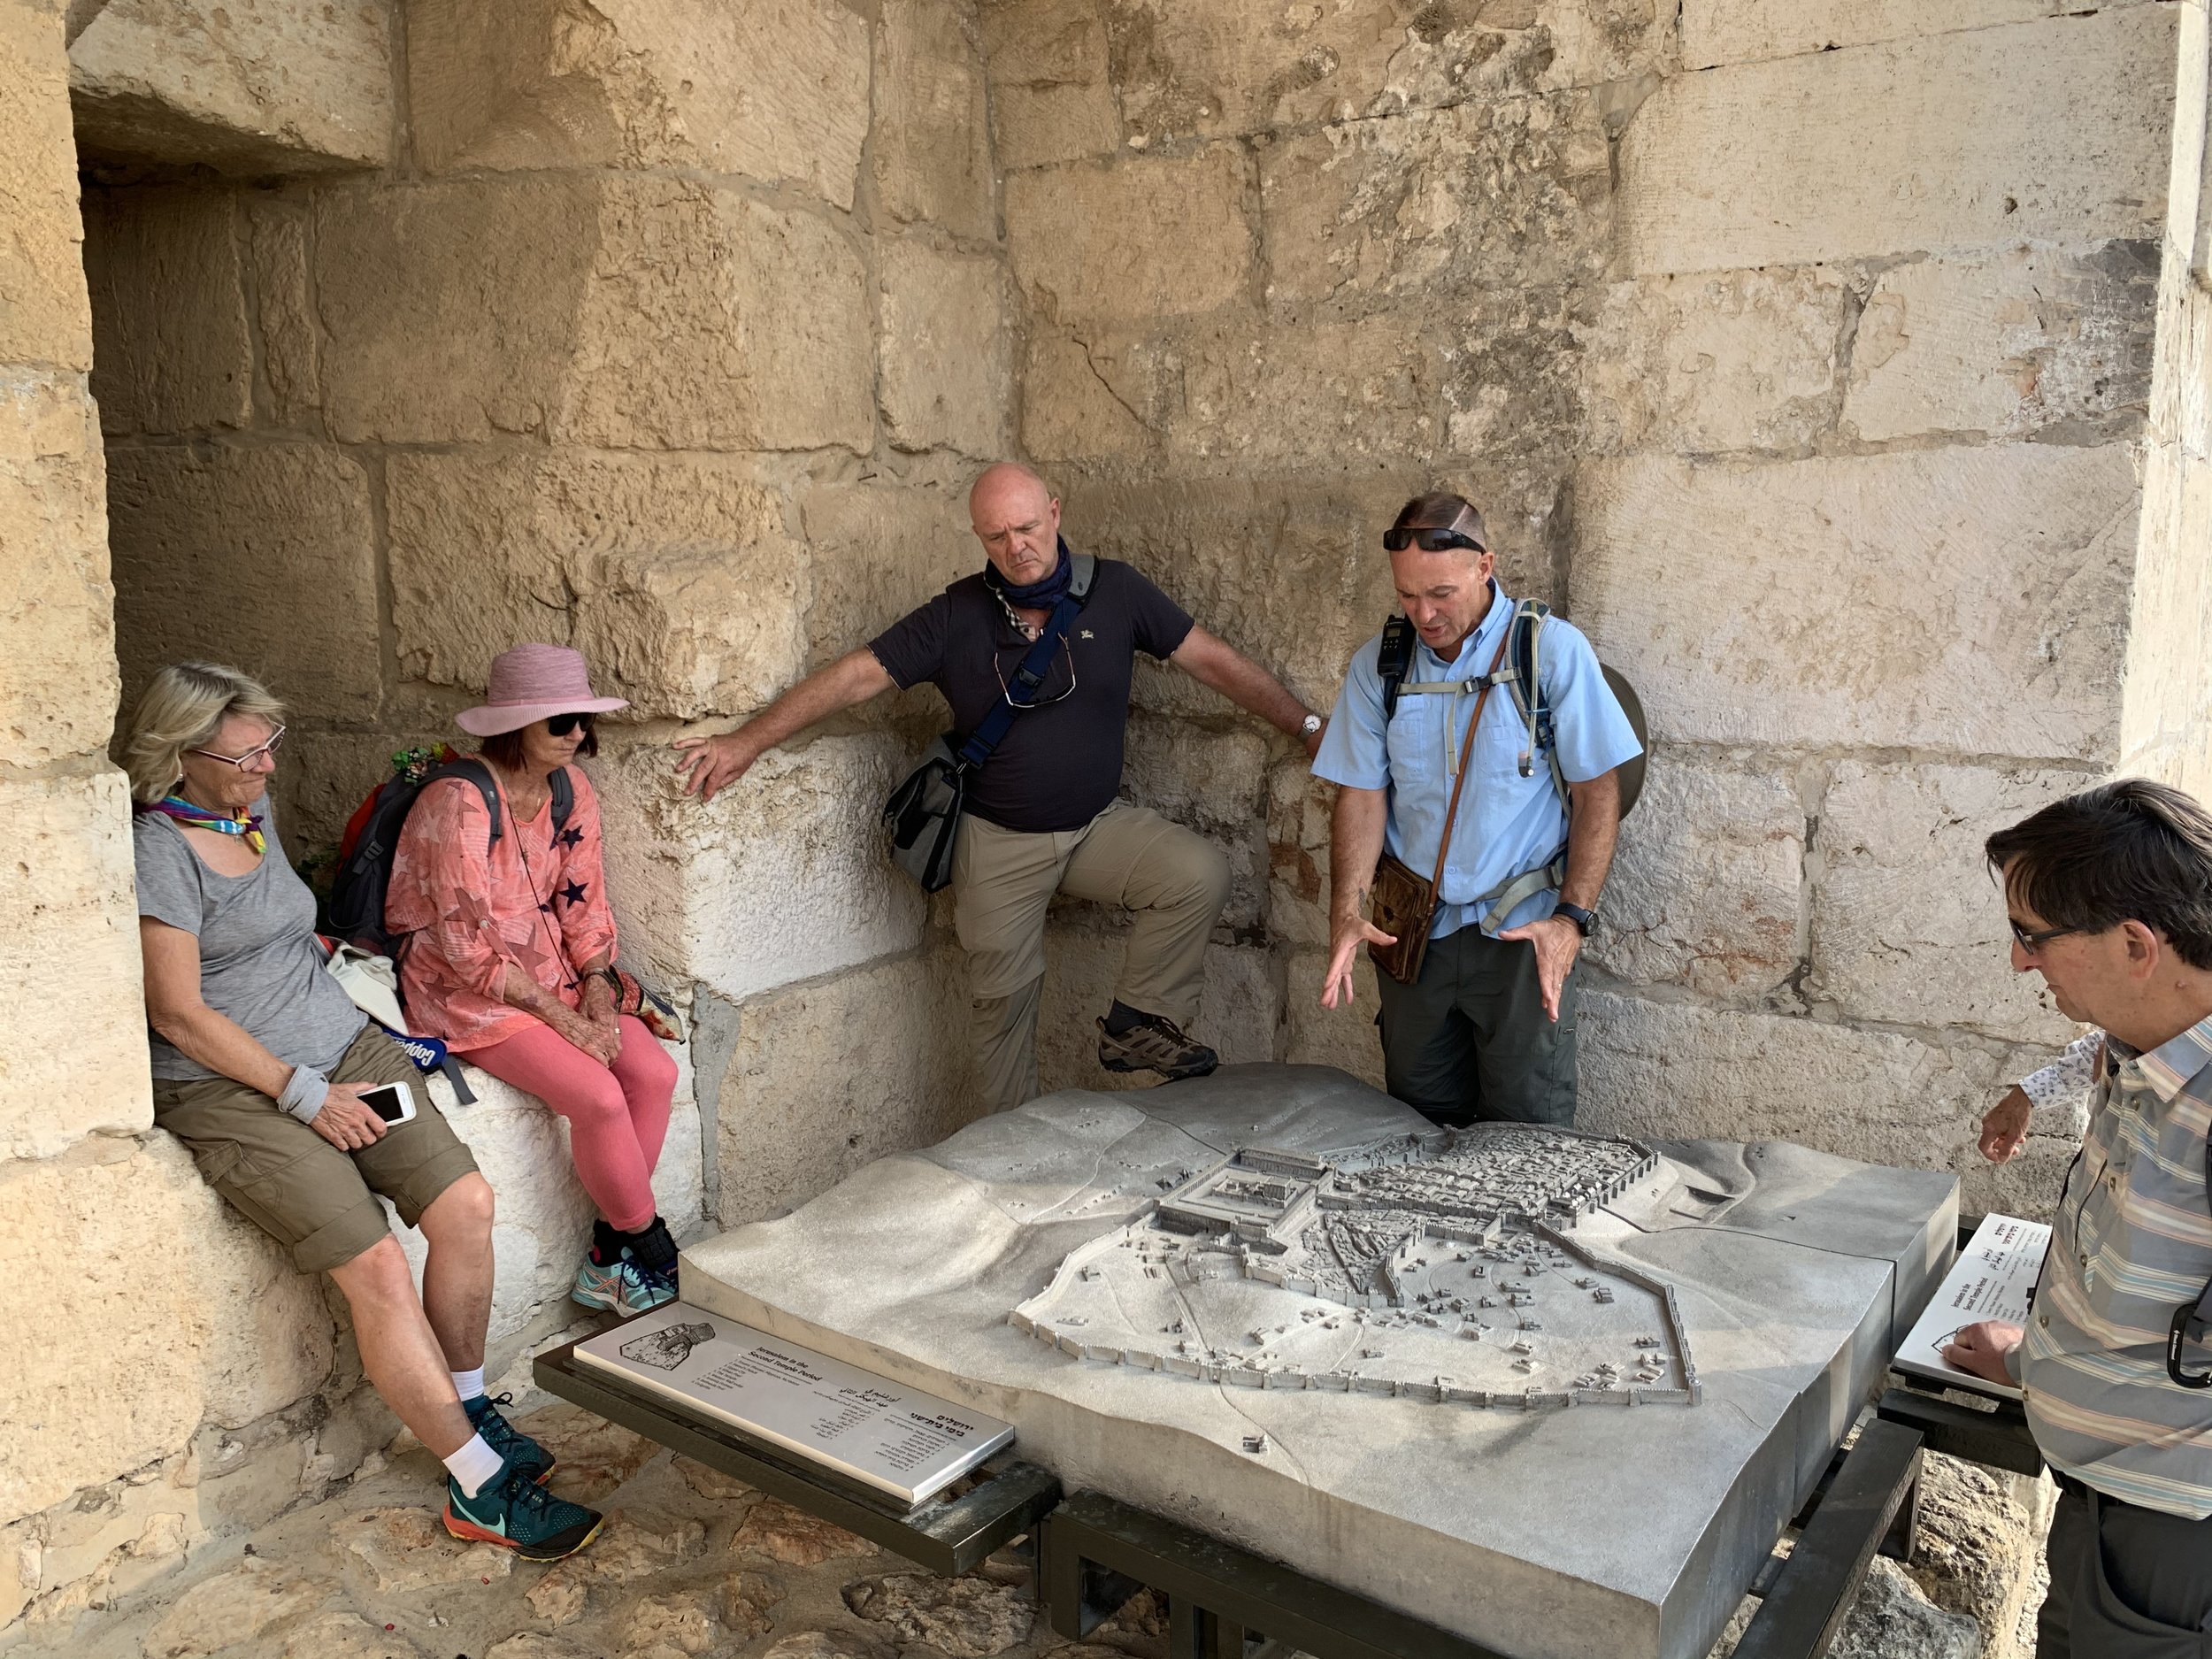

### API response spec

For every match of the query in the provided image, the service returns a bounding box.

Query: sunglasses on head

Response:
[1382,527,1487,553]
[546,712,594,736]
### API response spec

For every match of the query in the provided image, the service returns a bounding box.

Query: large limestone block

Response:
[1006,147,1254,326]
[315,176,600,443]
[1680,0,2123,69]
[1571,444,2139,757]
[387,450,806,716]
[408,0,868,202]
[591,733,926,1004]
[714,949,979,1225]
[1021,323,1155,461]
[878,238,1010,458]
[1578,992,2011,1186]
[0,370,117,765]
[1441,285,1588,462]
[1120,713,1271,931]
[81,184,250,435]
[977,0,1121,170]
[561,177,873,452]
[0,772,152,1159]
[1592,750,1805,1002]
[0,1,91,372]
[244,195,321,431]
[2119,439,2212,795]
[1099,0,1671,141]
[67,0,393,171]
[1583,268,1846,454]
[1265,760,1334,949]
[874,0,995,239]
[798,475,979,669]
[1036,927,1279,1094]
[1619,8,2177,274]
[107,442,382,721]
[1844,243,2160,444]
[1261,93,1609,303]
[1808,762,2085,1044]
[0,1135,332,1519]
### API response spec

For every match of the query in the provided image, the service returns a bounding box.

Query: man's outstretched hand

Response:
[1321,914,1396,1007]
[672,733,757,803]
[1495,913,1582,1022]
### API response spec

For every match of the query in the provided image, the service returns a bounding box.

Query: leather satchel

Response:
[1367,629,1513,986]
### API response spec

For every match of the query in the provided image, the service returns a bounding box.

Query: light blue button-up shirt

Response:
[1312,583,1643,939]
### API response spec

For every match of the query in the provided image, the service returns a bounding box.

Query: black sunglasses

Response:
[546,712,595,736]
[1382,527,1487,553]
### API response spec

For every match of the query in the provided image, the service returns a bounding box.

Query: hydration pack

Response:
[1378,599,1647,818]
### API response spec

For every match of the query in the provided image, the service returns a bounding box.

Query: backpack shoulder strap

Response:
[432,757,504,849]
[1378,615,1416,720]
[549,766,575,830]
[1070,553,1097,602]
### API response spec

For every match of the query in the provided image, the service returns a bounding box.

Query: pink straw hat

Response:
[456,643,629,736]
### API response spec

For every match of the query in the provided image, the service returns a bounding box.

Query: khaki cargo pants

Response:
[953,802,1232,1114]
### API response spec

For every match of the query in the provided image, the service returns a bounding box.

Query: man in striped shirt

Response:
[1944,780,2212,1656]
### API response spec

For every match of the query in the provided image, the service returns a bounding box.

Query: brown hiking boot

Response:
[1097,1014,1219,1080]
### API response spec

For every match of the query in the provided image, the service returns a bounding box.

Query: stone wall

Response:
[979,0,2179,1218]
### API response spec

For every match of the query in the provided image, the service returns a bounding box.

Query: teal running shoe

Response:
[442,1460,603,1560]
[572,1251,677,1315]
[463,1392,553,1484]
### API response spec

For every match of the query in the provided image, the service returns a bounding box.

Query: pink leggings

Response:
[465,1015,677,1233]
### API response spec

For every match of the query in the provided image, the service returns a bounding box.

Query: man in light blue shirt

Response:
[1313,492,1641,1127]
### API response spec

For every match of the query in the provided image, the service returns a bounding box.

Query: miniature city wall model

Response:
[680,1065,1957,1659]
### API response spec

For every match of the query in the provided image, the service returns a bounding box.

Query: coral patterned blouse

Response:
[385,764,621,1053]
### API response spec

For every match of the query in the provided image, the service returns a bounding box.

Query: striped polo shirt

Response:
[2012,1015,2212,1517]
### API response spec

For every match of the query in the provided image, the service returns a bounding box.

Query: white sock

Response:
[443,1432,505,1498]
[450,1367,486,1404]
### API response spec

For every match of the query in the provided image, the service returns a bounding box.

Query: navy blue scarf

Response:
[987,536,1073,609]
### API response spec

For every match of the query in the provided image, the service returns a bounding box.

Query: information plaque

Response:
[1891,1212,2051,1402]
[572,1302,1015,1508]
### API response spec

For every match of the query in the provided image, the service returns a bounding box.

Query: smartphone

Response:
[359,1081,418,1125]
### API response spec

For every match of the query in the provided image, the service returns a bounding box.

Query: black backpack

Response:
[326,757,573,956]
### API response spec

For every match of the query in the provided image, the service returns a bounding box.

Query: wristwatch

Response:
[1300,713,1324,739]
[1552,902,1596,937]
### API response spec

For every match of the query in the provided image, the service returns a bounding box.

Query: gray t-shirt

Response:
[132,796,366,1082]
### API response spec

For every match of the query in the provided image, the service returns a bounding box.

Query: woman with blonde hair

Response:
[125,662,601,1561]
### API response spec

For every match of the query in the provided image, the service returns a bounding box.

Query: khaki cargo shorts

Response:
[152,1025,480,1273]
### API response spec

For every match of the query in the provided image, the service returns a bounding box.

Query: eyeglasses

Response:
[1382,528,1487,554]
[189,725,287,769]
[994,639,1078,709]
[546,712,595,736]
[2008,918,2083,953]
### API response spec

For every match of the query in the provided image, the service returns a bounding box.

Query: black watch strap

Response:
[1553,902,1595,937]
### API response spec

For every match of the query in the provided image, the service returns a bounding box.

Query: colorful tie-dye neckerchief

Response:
[139,795,265,855]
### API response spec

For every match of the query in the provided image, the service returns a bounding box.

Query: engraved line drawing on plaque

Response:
[619,1321,718,1371]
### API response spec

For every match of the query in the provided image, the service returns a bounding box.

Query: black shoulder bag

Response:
[881,559,1094,891]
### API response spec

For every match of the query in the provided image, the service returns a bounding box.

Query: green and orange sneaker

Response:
[443,1459,602,1561]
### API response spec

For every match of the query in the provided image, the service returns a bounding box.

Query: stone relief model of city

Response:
[1010,1125,1697,1409]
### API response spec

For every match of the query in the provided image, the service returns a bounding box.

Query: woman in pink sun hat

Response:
[387,643,682,1316]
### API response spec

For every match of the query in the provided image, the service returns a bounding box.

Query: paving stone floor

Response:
[57,1334,2043,1659]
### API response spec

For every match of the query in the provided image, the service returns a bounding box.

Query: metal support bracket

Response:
[1731,1419,1926,1659]
[533,1337,1060,1576]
